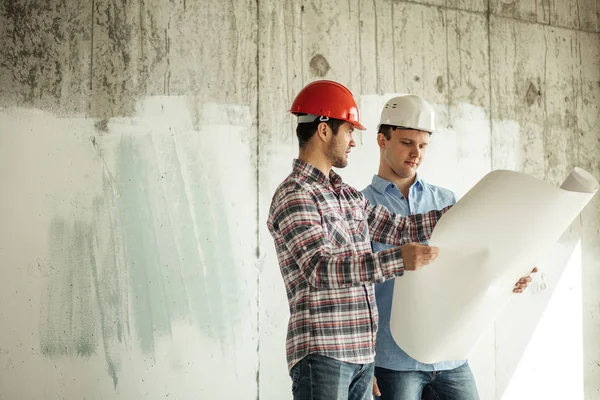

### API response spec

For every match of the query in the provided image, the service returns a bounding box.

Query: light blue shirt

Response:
[362,174,466,371]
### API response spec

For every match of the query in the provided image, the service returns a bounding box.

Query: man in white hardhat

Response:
[362,94,536,400]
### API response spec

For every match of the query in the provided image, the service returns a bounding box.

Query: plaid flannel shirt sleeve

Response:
[363,199,451,246]
[268,188,406,289]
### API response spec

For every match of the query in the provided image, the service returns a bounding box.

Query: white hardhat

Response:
[376,94,435,133]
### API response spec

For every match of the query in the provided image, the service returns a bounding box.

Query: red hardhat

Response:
[289,80,366,130]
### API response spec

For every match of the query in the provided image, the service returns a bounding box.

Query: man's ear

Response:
[316,122,330,142]
[377,133,387,150]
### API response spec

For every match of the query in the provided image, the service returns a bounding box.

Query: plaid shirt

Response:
[267,159,447,371]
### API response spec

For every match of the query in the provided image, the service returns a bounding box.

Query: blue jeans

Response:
[374,362,479,400]
[290,354,375,400]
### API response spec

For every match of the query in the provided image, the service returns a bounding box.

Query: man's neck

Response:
[377,164,416,199]
[298,149,332,178]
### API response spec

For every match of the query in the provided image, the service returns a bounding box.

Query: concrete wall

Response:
[0,0,598,399]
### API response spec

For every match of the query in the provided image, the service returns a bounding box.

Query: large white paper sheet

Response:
[390,167,599,364]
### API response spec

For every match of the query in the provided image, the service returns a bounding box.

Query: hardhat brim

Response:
[351,121,367,131]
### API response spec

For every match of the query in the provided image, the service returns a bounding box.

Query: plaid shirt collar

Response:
[292,158,343,189]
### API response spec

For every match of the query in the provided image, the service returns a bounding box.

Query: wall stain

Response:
[500,1,517,18]
[0,2,65,105]
[0,0,256,122]
[94,118,109,132]
[525,81,542,107]
[436,75,444,94]
[0,1,91,113]
[309,54,330,78]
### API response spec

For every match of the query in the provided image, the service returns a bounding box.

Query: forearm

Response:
[367,204,450,245]
[298,246,405,289]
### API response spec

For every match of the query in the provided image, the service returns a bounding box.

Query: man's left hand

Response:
[513,267,539,293]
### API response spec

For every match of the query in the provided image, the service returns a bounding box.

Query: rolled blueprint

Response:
[390,167,599,364]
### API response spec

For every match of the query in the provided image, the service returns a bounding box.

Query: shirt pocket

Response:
[350,209,369,243]
[322,212,352,248]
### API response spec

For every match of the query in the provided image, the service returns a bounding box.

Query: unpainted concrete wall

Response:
[1,0,599,399]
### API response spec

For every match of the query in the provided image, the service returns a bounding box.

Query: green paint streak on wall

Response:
[159,134,223,336]
[39,126,246,388]
[88,188,129,389]
[116,135,176,354]
[40,183,129,389]
[161,132,242,342]
[114,131,243,352]
[129,135,193,324]
[178,136,241,342]
[40,219,98,358]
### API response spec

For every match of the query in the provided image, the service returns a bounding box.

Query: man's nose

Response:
[410,146,420,158]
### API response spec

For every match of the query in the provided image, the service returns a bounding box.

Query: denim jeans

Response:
[374,362,479,400]
[289,354,375,400]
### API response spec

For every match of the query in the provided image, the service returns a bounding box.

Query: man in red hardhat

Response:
[266,80,450,400]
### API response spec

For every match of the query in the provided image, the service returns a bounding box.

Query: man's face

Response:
[326,122,356,168]
[379,128,430,179]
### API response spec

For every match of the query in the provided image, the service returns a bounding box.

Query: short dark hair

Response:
[296,116,345,148]
[378,124,432,139]
[378,124,394,140]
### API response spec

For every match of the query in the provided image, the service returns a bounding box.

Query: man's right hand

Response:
[372,376,381,397]
[400,242,439,271]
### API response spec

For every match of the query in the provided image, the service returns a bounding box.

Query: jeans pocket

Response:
[290,363,301,393]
